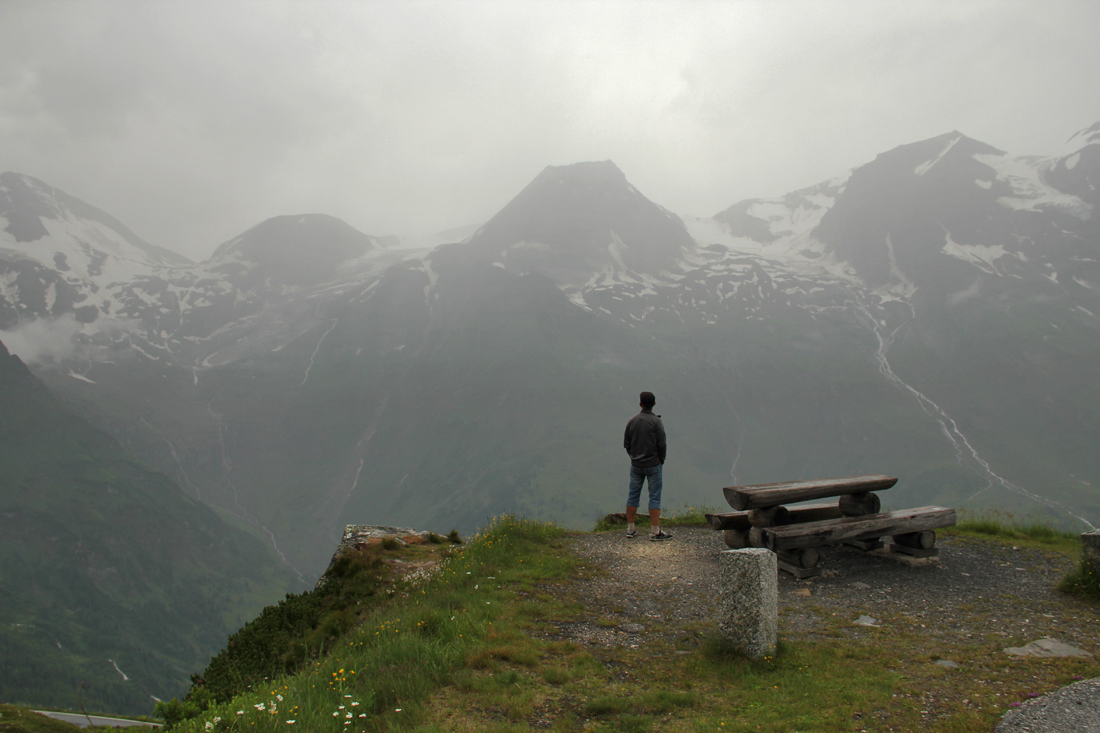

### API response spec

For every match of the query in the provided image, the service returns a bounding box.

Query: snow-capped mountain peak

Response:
[0,172,192,328]
[206,213,379,289]
[1,172,190,267]
[463,160,695,290]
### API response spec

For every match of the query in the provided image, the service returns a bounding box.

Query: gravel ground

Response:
[565,526,1100,730]
[993,676,1100,733]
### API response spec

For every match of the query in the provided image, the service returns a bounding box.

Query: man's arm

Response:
[656,418,667,464]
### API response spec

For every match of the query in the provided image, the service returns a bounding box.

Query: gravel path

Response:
[564,526,1100,730]
[993,676,1100,733]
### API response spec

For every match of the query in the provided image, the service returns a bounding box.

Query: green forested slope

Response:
[0,340,296,715]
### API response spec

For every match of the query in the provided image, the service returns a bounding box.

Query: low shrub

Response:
[1058,558,1100,601]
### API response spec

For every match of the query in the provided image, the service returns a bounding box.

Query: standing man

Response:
[623,391,672,541]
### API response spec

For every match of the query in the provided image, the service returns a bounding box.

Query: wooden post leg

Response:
[777,547,822,579]
[891,530,938,557]
[839,492,881,516]
[724,529,750,549]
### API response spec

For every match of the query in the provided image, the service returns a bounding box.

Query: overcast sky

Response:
[2,0,1097,262]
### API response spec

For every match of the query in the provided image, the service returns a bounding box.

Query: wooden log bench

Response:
[723,474,898,511]
[706,503,843,552]
[713,474,956,578]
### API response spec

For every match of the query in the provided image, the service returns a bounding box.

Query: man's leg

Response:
[625,466,644,536]
[647,465,670,539]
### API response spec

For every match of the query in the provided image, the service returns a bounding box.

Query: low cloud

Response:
[2,2,1099,262]
[0,313,139,364]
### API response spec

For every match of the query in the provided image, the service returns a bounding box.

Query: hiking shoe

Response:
[625,527,637,539]
[649,530,673,542]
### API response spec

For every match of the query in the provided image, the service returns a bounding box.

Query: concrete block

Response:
[718,548,777,659]
[1083,529,1100,572]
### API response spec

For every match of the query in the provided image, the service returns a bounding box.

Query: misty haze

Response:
[1,1,1098,728]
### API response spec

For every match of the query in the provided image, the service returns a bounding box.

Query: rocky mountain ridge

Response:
[4,123,1095,366]
[1,123,1098,580]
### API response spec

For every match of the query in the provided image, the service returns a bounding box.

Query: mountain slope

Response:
[1,124,1097,591]
[0,338,296,714]
[704,127,1100,525]
[0,172,190,330]
[465,160,695,290]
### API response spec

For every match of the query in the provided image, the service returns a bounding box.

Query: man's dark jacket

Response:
[623,409,666,468]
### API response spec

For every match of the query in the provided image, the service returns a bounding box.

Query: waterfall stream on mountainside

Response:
[205,398,308,583]
[851,295,1096,530]
[301,318,339,386]
[165,436,204,501]
[724,394,746,486]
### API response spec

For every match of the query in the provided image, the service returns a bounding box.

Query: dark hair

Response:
[639,391,656,407]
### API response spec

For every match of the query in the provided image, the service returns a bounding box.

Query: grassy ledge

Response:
[166,513,1099,732]
[0,703,160,733]
[591,504,715,533]
[0,704,82,733]
[947,509,1084,552]
[170,516,574,732]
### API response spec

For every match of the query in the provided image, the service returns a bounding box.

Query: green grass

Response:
[169,516,573,732]
[661,505,716,528]
[0,704,82,733]
[592,504,716,532]
[0,705,160,733]
[947,509,1083,552]
[1058,557,1100,600]
[169,515,1100,733]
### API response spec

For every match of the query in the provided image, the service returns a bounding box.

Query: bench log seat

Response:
[705,502,843,531]
[760,506,957,552]
[723,474,898,511]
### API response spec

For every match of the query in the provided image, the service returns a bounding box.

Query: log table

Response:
[708,474,956,578]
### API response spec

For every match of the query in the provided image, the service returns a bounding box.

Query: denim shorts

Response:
[626,464,663,510]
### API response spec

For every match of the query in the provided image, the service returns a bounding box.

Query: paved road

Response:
[34,710,160,728]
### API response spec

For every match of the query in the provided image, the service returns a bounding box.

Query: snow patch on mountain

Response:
[914,133,962,176]
[942,233,1009,275]
[673,173,871,318]
[979,153,1092,219]
[67,369,95,383]
[36,216,162,284]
